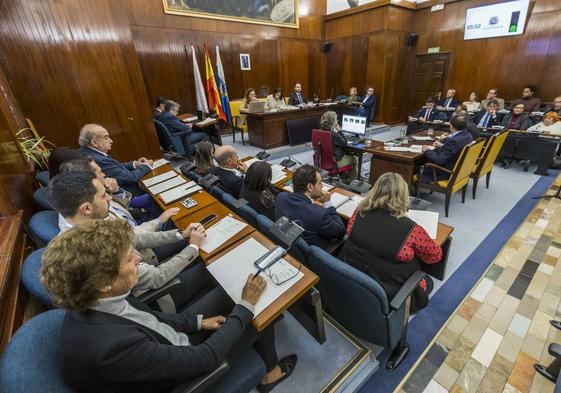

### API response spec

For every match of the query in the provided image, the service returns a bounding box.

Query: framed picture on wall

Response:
[240,54,251,71]
[162,0,299,29]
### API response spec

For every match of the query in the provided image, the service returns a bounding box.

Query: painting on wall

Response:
[163,0,299,28]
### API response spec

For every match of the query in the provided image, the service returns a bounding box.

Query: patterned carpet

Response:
[397,178,561,393]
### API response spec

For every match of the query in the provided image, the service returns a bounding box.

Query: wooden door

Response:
[408,54,450,115]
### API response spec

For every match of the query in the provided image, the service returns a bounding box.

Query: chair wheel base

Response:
[534,364,558,383]
[550,320,561,331]
[386,344,409,372]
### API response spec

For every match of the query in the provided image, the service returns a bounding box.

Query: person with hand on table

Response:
[407,97,442,135]
[339,172,442,313]
[468,99,501,139]
[40,219,297,393]
[210,145,248,198]
[275,164,346,248]
[266,87,286,110]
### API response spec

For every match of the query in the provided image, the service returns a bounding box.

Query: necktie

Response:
[445,99,451,108]
[297,93,302,104]
[425,109,431,120]
[479,113,490,128]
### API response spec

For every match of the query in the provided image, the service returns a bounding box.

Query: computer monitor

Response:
[341,115,367,135]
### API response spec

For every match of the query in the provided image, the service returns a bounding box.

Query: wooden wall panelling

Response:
[0,0,160,162]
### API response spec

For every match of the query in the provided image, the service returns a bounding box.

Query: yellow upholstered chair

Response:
[470,130,509,199]
[229,99,247,145]
[416,139,486,217]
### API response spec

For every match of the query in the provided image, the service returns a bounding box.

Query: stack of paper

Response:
[271,165,287,184]
[148,176,187,194]
[244,157,261,168]
[412,136,434,141]
[159,183,201,204]
[200,215,248,254]
[196,118,217,127]
[149,158,170,170]
[207,237,304,318]
[141,170,177,187]
[336,195,364,217]
[330,192,352,208]
[405,209,439,239]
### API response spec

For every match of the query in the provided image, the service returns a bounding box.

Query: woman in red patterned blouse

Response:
[339,172,442,313]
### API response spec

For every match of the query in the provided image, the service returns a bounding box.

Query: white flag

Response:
[191,45,209,114]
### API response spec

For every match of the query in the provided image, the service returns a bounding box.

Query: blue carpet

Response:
[359,170,559,393]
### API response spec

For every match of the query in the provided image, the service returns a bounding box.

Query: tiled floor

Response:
[398,179,561,393]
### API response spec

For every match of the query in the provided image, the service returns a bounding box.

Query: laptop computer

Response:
[248,101,266,113]
[341,115,367,144]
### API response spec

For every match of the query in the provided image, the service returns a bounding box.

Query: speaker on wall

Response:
[322,41,332,53]
[407,33,418,47]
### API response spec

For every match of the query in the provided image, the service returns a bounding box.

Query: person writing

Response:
[40,219,297,393]
[339,172,441,313]
[266,87,286,110]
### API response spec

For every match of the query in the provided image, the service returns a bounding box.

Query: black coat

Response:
[210,167,244,198]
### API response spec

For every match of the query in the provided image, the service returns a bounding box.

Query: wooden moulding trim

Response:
[325,0,417,21]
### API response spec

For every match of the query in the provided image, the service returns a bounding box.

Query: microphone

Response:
[279,155,302,168]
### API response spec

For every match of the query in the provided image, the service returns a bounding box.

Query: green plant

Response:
[16,128,54,169]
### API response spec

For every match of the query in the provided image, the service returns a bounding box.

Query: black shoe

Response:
[256,355,298,393]
[551,320,561,331]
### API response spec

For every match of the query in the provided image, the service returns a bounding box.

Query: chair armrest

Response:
[424,163,453,173]
[549,343,561,360]
[389,270,425,310]
[137,277,182,305]
[327,235,347,255]
[169,361,229,393]
[170,130,190,137]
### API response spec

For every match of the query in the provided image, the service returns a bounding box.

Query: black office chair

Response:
[153,119,190,157]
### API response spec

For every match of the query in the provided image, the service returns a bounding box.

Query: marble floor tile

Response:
[546,245,561,258]
[508,314,532,338]
[496,268,520,291]
[497,332,525,364]
[426,343,451,369]
[535,219,549,229]
[489,295,520,335]
[471,278,495,303]
[423,379,448,393]
[463,316,489,345]
[507,274,532,300]
[434,362,460,391]
[447,314,469,336]
[542,255,558,267]
[445,337,477,373]
[517,295,540,320]
[507,352,537,393]
[459,298,482,322]
[503,383,523,393]
[485,265,505,282]
[450,385,467,393]
[474,303,497,323]
[525,272,549,300]
[537,263,554,275]
[456,359,486,393]
[438,328,461,350]
[538,292,560,316]
[485,286,507,308]
[528,310,552,341]
[520,333,546,362]
[471,328,504,367]
[530,372,555,393]
[476,366,509,393]
[403,359,439,393]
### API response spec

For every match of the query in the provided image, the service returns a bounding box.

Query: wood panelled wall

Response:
[413,0,561,104]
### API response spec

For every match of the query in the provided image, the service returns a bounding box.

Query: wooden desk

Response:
[365,131,446,186]
[207,231,319,331]
[174,203,255,261]
[240,156,294,190]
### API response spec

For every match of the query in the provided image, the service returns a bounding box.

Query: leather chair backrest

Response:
[311,129,336,172]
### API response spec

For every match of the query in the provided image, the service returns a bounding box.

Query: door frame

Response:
[407,52,451,116]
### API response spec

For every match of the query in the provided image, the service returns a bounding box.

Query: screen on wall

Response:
[464,0,530,40]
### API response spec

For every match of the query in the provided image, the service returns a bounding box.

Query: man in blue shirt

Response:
[157,100,209,155]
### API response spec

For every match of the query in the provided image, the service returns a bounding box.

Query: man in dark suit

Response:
[275,164,346,248]
[356,86,377,122]
[469,99,501,138]
[157,100,209,155]
[436,89,460,113]
[421,115,474,181]
[209,145,247,198]
[406,97,442,134]
[152,96,166,118]
[287,82,307,106]
[78,123,152,196]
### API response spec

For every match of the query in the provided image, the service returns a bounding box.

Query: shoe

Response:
[256,354,298,393]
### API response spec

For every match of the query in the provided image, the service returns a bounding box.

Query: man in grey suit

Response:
[48,170,214,312]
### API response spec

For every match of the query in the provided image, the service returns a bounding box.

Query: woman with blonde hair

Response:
[338,172,442,313]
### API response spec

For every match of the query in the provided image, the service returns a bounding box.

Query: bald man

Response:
[209,145,247,198]
[78,123,153,196]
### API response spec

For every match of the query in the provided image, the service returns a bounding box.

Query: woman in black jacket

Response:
[319,111,357,183]
[240,161,280,221]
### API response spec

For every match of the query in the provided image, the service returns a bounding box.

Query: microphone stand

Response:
[533,184,561,201]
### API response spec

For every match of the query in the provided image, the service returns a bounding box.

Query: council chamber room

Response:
[1,0,561,392]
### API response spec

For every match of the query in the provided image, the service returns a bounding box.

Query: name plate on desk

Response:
[207,237,303,318]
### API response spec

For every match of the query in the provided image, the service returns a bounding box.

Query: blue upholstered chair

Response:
[28,210,60,247]
[237,204,259,227]
[20,248,55,309]
[308,246,425,371]
[154,119,191,157]
[256,214,274,241]
[35,171,50,187]
[33,187,52,210]
[186,171,202,183]
[0,309,71,393]
[209,185,225,199]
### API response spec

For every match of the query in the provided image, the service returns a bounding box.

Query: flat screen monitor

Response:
[464,0,529,41]
[286,117,319,146]
[341,115,367,135]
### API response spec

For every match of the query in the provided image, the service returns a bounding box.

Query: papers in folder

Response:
[207,238,303,318]
[336,195,364,217]
[141,170,176,187]
[384,145,423,153]
[412,136,434,141]
[148,176,187,194]
[149,158,170,170]
[406,209,439,239]
[200,215,248,254]
[158,182,202,204]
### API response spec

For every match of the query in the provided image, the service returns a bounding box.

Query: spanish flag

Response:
[204,44,225,122]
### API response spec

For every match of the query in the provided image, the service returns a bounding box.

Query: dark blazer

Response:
[61,297,253,393]
[357,94,376,120]
[472,109,500,128]
[331,130,348,161]
[501,112,533,131]
[437,97,460,109]
[157,111,190,134]
[240,184,279,221]
[152,107,163,118]
[209,167,244,198]
[423,129,474,181]
[79,146,151,195]
[288,91,307,106]
[275,192,345,248]
[414,107,441,122]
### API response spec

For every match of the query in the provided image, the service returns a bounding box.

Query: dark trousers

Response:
[169,260,216,311]
[187,131,210,155]
[184,286,279,372]
[153,238,186,263]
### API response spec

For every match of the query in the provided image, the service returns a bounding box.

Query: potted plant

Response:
[16,128,54,169]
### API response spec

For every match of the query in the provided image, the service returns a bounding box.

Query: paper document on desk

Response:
[330,192,352,208]
[148,176,187,194]
[207,237,303,318]
[159,183,201,204]
[141,170,177,187]
[200,215,248,254]
[406,209,439,239]
[244,158,261,168]
[411,136,434,141]
[271,166,287,184]
[149,158,170,170]
[196,118,217,127]
[336,195,364,218]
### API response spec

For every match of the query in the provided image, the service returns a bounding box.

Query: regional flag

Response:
[215,45,232,124]
[204,44,225,121]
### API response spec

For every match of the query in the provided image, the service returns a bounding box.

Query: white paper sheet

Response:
[141,170,177,187]
[159,183,201,204]
[148,176,187,194]
[406,209,439,239]
[244,158,261,168]
[150,158,170,170]
[283,184,294,192]
[200,215,248,253]
[336,195,364,218]
[207,238,304,318]
[411,136,434,141]
[330,192,352,208]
